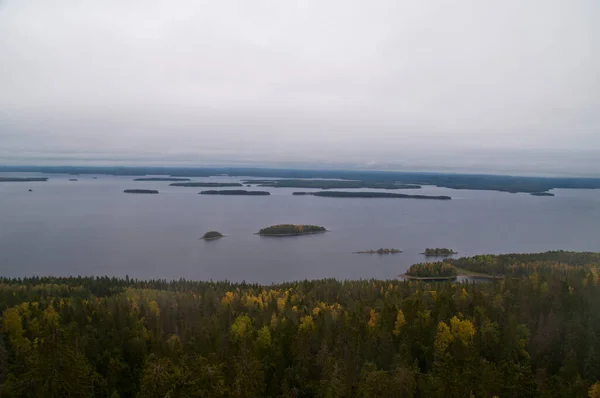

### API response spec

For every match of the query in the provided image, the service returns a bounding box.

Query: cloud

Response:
[0,0,598,175]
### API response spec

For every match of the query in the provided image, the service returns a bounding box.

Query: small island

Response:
[69,179,78,181]
[0,177,48,182]
[243,179,421,190]
[422,248,457,256]
[257,224,326,236]
[530,192,555,197]
[201,231,224,241]
[354,248,402,254]
[401,262,458,280]
[293,191,451,200]
[171,182,243,187]
[200,190,270,196]
[134,177,191,182]
[123,189,159,194]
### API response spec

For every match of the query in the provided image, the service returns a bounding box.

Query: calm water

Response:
[1,173,599,284]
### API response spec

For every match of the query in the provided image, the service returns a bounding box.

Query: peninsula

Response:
[134,177,191,182]
[354,248,402,254]
[401,261,458,280]
[422,248,457,256]
[171,182,243,187]
[200,190,270,196]
[0,177,48,182]
[201,231,224,240]
[293,191,451,200]
[257,224,326,236]
[123,189,159,194]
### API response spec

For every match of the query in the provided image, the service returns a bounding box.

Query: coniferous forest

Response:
[1,251,600,397]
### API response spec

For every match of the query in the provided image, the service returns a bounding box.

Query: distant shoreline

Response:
[0,177,48,182]
[200,190,270,196]
[293,191,451,200]
[1,166,599,194]
[124,189,159,194]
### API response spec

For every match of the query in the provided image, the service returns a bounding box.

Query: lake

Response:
[1,172,599,284]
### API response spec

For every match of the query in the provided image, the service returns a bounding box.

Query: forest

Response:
[258,224,326,236]
[0,251,600,397]
[405,262,458,278]
[423,248,457,256]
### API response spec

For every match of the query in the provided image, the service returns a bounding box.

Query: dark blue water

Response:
[1,173,599,283]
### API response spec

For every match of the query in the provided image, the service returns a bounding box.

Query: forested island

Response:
[133,177,191,181]
[1,250,600,396]
[355,248,402,254]
[123,189,159,194]
[171,182,243,187]
[245,179,421,190]
[422,248,457,256]
[200,190,270,196]
[0,177,48,182]
[403,261,458,280]
[530,192,555,196]
[293,191,451,200]
[201,231,224,240]
[258,224,326,236]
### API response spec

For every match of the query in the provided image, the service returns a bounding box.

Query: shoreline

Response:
[399,274,457,281]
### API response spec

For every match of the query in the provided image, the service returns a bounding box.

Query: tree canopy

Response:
[0,251,600,396]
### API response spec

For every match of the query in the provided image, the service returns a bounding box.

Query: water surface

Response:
[1,173,599,283]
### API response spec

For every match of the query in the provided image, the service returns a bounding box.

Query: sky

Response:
[0,0,599,176]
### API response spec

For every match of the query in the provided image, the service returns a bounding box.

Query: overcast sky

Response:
[0,0,598,175]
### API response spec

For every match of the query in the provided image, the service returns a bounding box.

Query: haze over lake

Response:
[1,173,599,284]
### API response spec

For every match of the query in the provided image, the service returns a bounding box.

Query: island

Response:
[293,191,451,200]
[201,231,224,241]
[530,192,555,197]
[422,248,457,256]
[257,224,326,236]
[123,189,159,194]
[171,182,243,187]
[69,179,78,181]
[401,261,458,280]
[200,190,270,196]
[244,179,421,190]
[0,177,48,182]
[354,248,402,254]
[133,177,191,182]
